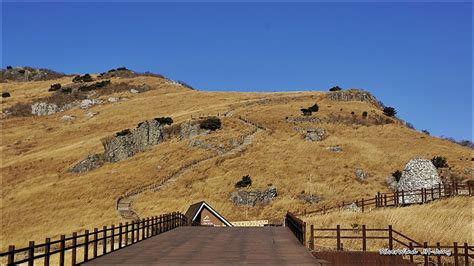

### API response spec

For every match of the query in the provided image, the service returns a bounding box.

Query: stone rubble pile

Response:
[305,128,327,142]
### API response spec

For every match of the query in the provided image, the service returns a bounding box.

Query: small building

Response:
[185,201,233,227]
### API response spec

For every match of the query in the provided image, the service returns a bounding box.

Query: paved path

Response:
[83,227,321,265]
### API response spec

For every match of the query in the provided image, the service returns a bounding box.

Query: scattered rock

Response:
[69,154,104,173]
[85,111,97,118]
[327,146,343,152]
[298,194,320,204]
[80,99,101,109]
[108,97,119,102]
[130,89,139,94]
[385,176,398,191]
[305,128,327,142]
[1,67,65,82]
[230,187,277,206]
[60,115,75,122]
[355,168,368,182]
[396,158,442,203]
[344,202,361,212]
[31,102,59,116]
[2,92,11,98]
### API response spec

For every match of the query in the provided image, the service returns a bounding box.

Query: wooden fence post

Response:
[84,230,89,262]
[45,238,51,266]
[111,225,115,252]
[131,222,135,244]
[124,222,129,246]
[336,225,341,251]
[118,223,123,249]
[159,215,162,233]
[384,194,387,207]
[388,225,393,250]
[438,183,442,199]
[362,225,367,251]
[464,243,469,266]
[93,228,98,258]
[310,225,315,250]
[401,190,405,205]
[361,198,364,212]
[28,241,34,266]
[436,242,442,265]
[72,232,77,266]
[430,187,434,202]
[142,219,146,239]
[423,242,429,266]
[454,242,459,266]
[409,242,414,263]
[103,226,107,255]
[7,245,15,265]
[59,235,65,266]
[376,192,380,207]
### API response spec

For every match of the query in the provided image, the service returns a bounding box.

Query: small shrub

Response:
[392,170,402,182]
[383,107,396,117]
[49,83,62,92]
[116,129,131,137]
[2,92,11,98]
[422,129,430,135]
[78,80,111,91]
[18,69,25,74]
[301,108,312,116]
[177,80,196,90]
[73,73,93,83]
[235,175,252,188]
[108,69,116,73]
[362,111,368,117]
[351,111,355,115]
[60,87,72,93]
[6,66,13,70]
[329,86,342,91]
[200,117,221,131]
[406,122,415,129]
[308,103,319,112]
[154,117,173,125]
[117,67,128,71]
[431,156,448,169]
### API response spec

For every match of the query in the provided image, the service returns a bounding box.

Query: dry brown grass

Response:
[302,197,473,249]
[1,75,472,251]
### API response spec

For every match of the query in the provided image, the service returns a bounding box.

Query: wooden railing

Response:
[285,212,306,245]
[309,224,473,266]
[298,181,472,216]
[0,212,187,266]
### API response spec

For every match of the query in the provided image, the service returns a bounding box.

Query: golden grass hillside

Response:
[1,74,472,250]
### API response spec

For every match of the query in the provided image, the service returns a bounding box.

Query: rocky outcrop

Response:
[69,154,104,173]
[230,187,277,206]
[327,89,379,106]
[286,117,322,123]
[305,128,327,142]
[1,67,66,82]
[396,158,442,203]
[355,168,368,182]
[31,102,60,116]
[102,119,170,162]
[80,99,101,109]
[179,122,210,140]
[298,194,320,204]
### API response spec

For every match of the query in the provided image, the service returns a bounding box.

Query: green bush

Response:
[431,156,448,169]
[49,83,62,92]
[116,129,131,137]
[329,86,342,91]
[154,117,173,125]
[235,175,252,188]
[78,80,111,91]
[200,117,221,131]
[73,73,93,83]
[308,103,319,112]
[6,66,13,70]
[362,111,368,117]
[2,92,11,98]
[392,170,402,182]
[383,107,397,117]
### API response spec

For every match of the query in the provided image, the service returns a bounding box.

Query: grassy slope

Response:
[1,76,472,249]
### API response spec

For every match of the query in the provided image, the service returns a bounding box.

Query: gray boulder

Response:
[327,146,343,152]
[344,202,361,212]
[355,168,368,182]
[305,128,326,142]
[179,122,209,140]
[31,102,59,116]
[80,99,101,109]
[230,187,277,206]
[69,154,103,173]
[298,194,320,204]
[396,158,442,203]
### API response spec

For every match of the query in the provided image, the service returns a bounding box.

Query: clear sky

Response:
[2,2,472,141]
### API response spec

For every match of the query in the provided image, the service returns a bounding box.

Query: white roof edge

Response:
[192,202,233,227]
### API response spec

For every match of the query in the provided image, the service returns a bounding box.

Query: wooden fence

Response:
[0,212,187,266]
[298,181,472,216]
[309,224,473,266]
[285,212,306,245]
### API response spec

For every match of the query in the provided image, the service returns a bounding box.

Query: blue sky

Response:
[2,2,472,140]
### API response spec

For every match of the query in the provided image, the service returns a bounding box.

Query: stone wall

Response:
[327,89,380,107]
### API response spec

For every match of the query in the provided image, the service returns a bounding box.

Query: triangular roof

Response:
[185,201,233,227]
